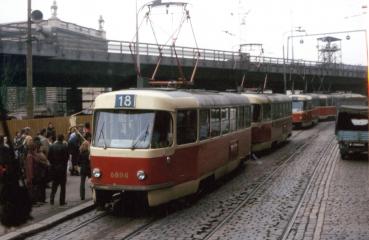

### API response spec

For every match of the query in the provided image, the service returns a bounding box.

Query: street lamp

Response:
[282,27,306,93]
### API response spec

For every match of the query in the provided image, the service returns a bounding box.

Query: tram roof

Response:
[288,94,312,101]
[338,105,368,114]
[242,93,290,104]
[93,88,250,111]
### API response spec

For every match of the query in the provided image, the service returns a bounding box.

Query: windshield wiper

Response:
[131,123,150,150]
[97,121,107,149]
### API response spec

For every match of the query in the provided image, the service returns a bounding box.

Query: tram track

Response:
[279,136,338,240]
[47,211,109,240]
[200,130,321,240]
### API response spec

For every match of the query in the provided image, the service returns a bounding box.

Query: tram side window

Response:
[151,111,172,148]
[305,101,312,110]
[177,110,197,145]
[252,104,261,122]
[199,109,210,140]
[263,104,271,121]
[327,97,333,106]
[221,108,230,135]
[244,106,251,127]
[319,99,327,106]
[271,103,279,119]
[237,107,245,129]
[230,108,237,132]
[210,108,221,137]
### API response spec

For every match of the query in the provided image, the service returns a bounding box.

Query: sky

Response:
[0,0,368,65]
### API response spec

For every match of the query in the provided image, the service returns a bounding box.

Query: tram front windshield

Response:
[292,101,304,113]
[93,110,172,149]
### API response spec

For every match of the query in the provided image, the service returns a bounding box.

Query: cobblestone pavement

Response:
[319,154,369,240]
[21,122,369,240]
[0,175,92,236]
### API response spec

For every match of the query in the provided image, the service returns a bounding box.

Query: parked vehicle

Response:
[335,105,368,159]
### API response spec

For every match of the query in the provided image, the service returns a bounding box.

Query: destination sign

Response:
[115,94,136,108]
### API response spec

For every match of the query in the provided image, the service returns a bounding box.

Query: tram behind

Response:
[90,89,252,207]
[242,93,292,151]
[289,94,314,128]
[318,94,336,121]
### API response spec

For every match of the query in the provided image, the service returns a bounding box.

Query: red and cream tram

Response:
[306,93,320,125]
[242,93,292,151]
[289,94,314,128]
[90,89,252,207]
[317,94,336,120]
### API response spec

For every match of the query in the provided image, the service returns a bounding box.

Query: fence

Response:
[0,115,92,140]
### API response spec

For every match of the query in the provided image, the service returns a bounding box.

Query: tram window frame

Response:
[221,108,230,135]
[199,109,210,140]
[210,108,221,137]
[229,107,237,132]
[176,109,197,145]
[237,106,245,129]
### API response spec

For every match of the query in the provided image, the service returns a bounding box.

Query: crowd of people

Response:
[0,122,92,206]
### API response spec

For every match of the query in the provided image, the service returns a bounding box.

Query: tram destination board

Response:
[115,94,136,108]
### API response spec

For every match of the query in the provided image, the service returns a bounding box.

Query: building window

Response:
[16,87,26,107]
[36,87,46,105]
[177,110,197,145]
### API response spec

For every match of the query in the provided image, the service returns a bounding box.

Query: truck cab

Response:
[335,105,368,159]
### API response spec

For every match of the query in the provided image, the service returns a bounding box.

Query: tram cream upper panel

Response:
[93,89,250,111]
[288,94,312,101]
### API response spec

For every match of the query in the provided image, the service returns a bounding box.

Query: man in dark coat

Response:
[48,134,69,205]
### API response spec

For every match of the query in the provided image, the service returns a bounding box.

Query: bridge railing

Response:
[0,34,366,72]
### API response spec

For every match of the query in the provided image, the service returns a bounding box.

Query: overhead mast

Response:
[133,1,200,88]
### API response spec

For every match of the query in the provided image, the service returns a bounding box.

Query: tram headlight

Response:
[136,170,147,181]
[92,168,102,178]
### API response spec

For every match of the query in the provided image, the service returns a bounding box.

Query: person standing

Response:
[38,129,50,155]
[0,135,11,178]
[32,137,50,203]
[48,134,69,205]
[46,122,56,143]
[68,127,81,176]
[25,141,40,205]
[79,132,91,200]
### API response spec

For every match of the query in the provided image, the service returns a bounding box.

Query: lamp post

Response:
[135,0,143,88]
[282,27,306,93]
[26,0,34,118]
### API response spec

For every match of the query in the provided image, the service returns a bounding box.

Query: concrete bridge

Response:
[0,24,367,93]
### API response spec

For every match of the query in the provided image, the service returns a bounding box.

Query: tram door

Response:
[169,110,198,183]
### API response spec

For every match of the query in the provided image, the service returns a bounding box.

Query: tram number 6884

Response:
[115,94,136,108]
